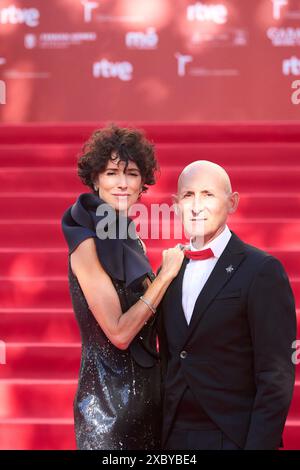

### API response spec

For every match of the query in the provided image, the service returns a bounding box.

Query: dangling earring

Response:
[94,185,98,191]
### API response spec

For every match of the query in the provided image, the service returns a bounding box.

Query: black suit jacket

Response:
[158,232,296,449]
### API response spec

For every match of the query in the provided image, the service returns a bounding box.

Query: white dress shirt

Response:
[182,225,232,325]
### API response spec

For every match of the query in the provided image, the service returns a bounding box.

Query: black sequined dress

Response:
[62,193,162,450]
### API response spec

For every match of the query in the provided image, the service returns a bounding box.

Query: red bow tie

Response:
[184,247,214,261]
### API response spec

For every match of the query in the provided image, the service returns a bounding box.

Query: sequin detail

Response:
[68,258,161,450]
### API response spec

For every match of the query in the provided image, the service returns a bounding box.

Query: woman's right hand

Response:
[158,246,185,283]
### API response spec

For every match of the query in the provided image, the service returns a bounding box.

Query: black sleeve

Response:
[61,206,96,254]
[244,257,296,450]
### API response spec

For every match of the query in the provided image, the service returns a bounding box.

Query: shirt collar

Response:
[190,225,232,259]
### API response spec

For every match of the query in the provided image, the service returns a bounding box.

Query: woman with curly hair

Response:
[61,124,183,450]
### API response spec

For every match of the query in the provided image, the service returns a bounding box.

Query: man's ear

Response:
[228,192,239,214]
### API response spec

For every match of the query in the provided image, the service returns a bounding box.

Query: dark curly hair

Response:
[77,124,158,194]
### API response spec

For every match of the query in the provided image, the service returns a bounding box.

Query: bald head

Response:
[178,160,232,195]
[175,160,239,245]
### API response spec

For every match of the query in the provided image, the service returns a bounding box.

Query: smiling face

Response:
[94,155,143,212]
[176,161,239,246]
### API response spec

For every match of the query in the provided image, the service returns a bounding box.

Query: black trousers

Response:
[165,388,241,450]
[165,423,241,450]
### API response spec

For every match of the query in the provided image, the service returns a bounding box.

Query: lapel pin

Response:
[226,265,234,274]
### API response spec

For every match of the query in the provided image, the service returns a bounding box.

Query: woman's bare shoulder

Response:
[70,238,101,276]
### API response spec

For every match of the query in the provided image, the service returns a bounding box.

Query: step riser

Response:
[1,122,300,144]
[0,422,297,450]
[282,424,300,450]
[0,383,76,419]
[1,169,300,193]
[0,310,299,343]
[1,222,300,248]
[2,250,300,277]
[0,347,81,379]
[0,423,76,450]
[1,277,300,308]
[1,195,300,219]
[2,144,300,167]
[0,346,299,380]
[0,313,80,343]
[0,381,299,421]
[0,280,73,308]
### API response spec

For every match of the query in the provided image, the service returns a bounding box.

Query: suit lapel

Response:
[183,232,246,346]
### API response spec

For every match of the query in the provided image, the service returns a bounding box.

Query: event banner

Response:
[1,0,300,121]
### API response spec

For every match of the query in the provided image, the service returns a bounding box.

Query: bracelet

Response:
[139,296,157,315]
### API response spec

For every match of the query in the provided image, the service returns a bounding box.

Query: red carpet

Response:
[0,122,299,449]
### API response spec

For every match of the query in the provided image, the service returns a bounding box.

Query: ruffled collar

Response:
[61,193,152,288]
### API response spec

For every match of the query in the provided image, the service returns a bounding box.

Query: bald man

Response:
[158,161,296,450]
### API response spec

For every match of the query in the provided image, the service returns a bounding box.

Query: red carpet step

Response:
[0,122,299,450]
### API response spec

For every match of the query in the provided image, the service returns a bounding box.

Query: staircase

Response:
[0,122,299,449]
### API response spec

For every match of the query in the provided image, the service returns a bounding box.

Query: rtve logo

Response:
[0,5,40,27]
[175,53,193,77]
[282,56,300,75]
[187,2,228,24]
[81,0,99,23]
[271,0,288,20]
[93,59,133,81]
